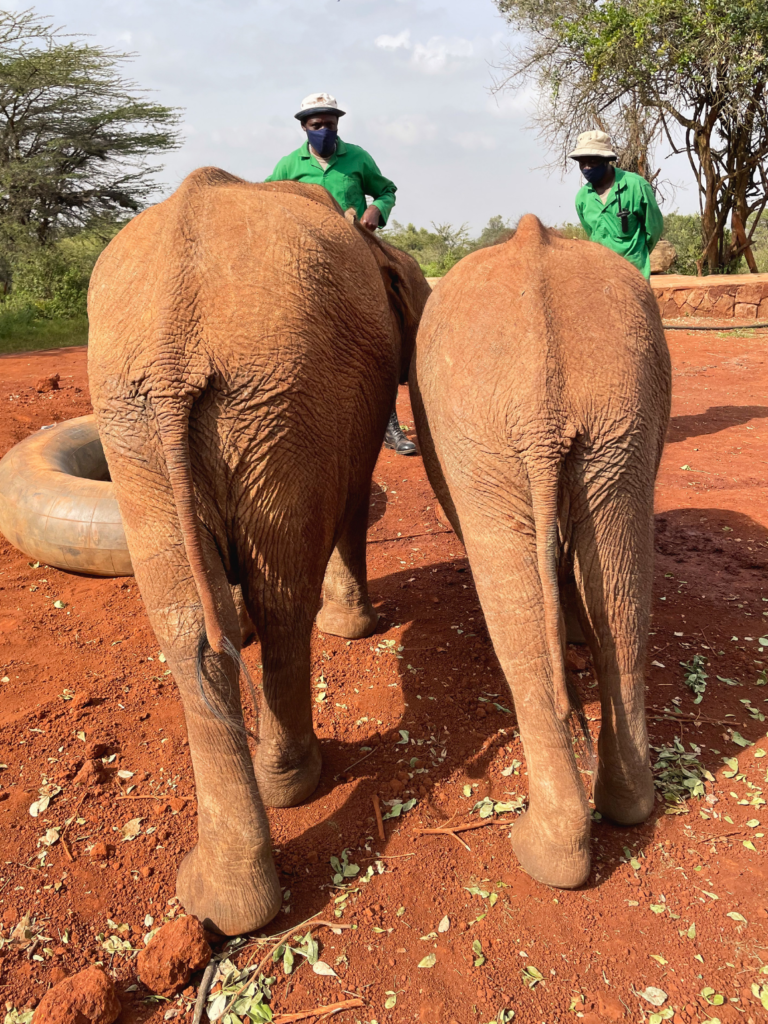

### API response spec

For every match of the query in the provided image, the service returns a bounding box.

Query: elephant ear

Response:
[362,230,423,335]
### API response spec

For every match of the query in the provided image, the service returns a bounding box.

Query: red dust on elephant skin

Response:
[32,966,121,1024]
[136,915,211,995]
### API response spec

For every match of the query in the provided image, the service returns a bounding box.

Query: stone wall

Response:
[427,273,768,321]
[651,273,768,320]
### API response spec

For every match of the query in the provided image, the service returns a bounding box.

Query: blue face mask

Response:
[582,163,609,185]
[306,127,338,158]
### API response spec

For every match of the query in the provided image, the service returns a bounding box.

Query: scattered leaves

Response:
[521,966,543,989]
[29,783,61,818]
[120,817,142,841]
[207,959,273,1023]
[382,797,417,820]
[681,654,708,703]
[330,849,360,886]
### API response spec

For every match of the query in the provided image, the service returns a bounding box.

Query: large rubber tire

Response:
[0,415,133,577]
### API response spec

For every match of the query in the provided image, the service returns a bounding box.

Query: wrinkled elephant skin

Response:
[88,169,430,935]
[410,215,671,889]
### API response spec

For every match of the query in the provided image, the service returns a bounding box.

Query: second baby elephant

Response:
[410,215,671,888]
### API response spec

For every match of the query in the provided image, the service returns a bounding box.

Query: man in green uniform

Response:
[570,130,663,279]
[266,92,415,455]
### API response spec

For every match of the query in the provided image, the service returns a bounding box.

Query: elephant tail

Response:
[528,460,570,722]
[154,395,227,655]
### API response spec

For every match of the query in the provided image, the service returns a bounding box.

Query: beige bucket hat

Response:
[294,92,346,121]
[568,130,617,161]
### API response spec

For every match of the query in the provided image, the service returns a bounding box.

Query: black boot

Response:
[384,409,417,455]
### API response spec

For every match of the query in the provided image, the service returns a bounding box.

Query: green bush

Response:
[382,216,515,276]
[659,213,704,275]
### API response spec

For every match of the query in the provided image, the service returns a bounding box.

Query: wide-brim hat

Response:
[568,130,617,161]
[294,92,346,121]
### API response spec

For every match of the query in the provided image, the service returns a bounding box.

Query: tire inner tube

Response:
[0,414,133,577]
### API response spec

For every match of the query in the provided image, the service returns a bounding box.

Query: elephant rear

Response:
[411,214,671,890]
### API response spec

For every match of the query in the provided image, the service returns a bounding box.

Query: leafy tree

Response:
[0,7,181,258]
[382,216,515,274]
[382,220,473,276]
[493,0,768,274]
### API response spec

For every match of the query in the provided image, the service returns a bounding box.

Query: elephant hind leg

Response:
[316,489,379,639]
[572,490,655,827]
[459,506,592,889]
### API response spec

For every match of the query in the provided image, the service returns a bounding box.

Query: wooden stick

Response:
[116,794,193,801]
[60,836,74,863]
[414,818,515,836]
[648,711,747,728]
[272,998,364,1023]
[372,795,385,841]
[447,830,471,852]
[192,960,217,1024]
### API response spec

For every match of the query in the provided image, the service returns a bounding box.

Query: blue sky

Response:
[22,0,697,232]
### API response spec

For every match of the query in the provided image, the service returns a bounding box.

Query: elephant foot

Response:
[316,599,379,640]
[176,841,281,936]
[254,734,322,808]
[594,765,654,826]
[511,808,591,889]
[232,584,256,647]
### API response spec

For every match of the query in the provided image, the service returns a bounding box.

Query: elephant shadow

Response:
[235,503,768,935]
[666,404,768,444]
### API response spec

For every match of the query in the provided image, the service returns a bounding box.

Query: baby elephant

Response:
[411,215,671,888]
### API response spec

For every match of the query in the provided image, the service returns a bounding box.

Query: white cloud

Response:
[451,131,497,151]
[410,36,474,74]
[375,30,411,51]
[374,114,438,146]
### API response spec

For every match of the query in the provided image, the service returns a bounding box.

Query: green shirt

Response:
[575,168,664,278]
[265,138,397,225]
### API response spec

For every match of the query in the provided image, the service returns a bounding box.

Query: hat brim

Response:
[295,105,346,121]
[568,149,617,161]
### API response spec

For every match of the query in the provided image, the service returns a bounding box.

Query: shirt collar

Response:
[586,166,625,204]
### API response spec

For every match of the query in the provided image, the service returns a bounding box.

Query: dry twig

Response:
[372,795,385,841]
[116,794,193,801]
[414,818,515,836]
[192,960,217,1024]
[272,998,364,1023]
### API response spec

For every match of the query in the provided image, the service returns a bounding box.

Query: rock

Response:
[565,648,587,672]
[73,760,106,788]
[89,842,110,861]
[84,741,108,760]
[650,239,677,274]
[35,374,60,393]
[33,966,120,1024]
[139,865,153,878]
[136,915,212,995]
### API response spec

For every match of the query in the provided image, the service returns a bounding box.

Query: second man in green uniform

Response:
[570,130,663,280]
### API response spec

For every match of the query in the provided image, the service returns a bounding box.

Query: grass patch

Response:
[0,314,88,355]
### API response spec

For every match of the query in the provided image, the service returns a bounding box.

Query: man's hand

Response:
[360,205,381,230]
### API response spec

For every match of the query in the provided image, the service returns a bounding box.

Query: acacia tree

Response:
[0,7,181,262]
[494,0,768,274]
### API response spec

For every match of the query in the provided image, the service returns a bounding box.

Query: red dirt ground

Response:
[0,330,767,1024]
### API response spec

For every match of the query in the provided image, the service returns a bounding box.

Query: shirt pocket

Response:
[343,172,366,213]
